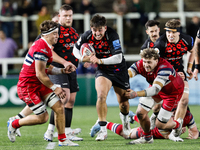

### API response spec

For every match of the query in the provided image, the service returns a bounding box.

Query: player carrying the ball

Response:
[73,14,131,141]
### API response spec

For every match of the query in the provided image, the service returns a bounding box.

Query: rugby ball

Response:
[80,43,95,56]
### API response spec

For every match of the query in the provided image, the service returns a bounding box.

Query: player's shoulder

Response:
[70,26,78,33]
[180,33,193,44]
[106,26,118,36]
[81,29,93,40]
[158,58,172,69]
[157,33,167,42]
[141,38,150,49]
[33,38,50,51]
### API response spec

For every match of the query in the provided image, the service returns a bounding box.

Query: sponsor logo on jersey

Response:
[125,82,130,88]
[112,39,121,50]
[62,83,68,85]
[64,43,75,48]
[64,33,69,36]
[41,48,48,53]
[159,65,167,68]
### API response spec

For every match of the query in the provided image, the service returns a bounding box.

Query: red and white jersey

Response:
[130,57,184,96]
[18,38,53,86]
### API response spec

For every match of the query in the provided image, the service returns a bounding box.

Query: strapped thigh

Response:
[139,97,159,112]
[29,101,47,115]
[157,107,173,124]
[44,92,59,108]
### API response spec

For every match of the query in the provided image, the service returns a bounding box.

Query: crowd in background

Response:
[0,0,200,75]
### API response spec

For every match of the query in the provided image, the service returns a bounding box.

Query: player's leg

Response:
[7,85,49,143]
[149,102,162,130]
[128,97,159,144]
[44,92,79,146]
[63,90,83,141]
[95,76,112,141]
[156,107,179,130]
[174,81,189,120]
[114,86,131,137]
[64,72,82,136]
[7,101,49,143]
[156,99,183,140]
[8,105,33,137]
[128,105,153,144]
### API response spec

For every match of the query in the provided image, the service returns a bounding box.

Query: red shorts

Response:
[17,82,52,106]
[136,127,164,139]
[152,87,183,112]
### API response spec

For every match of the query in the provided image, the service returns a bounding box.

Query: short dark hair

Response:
[59,4,73,12]
[145,20,160,29]
[40,20,58,33]
[90,14,107,28]
[140,48,160,60]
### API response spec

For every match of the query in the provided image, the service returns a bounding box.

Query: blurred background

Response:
[0,0,200,107]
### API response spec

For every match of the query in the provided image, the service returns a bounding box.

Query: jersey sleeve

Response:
[107,29,123,55]
[33,42,50,62]
[129,59,143,75]
[141,39,148,50]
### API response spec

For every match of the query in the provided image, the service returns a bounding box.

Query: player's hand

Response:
[182,127,186,134]
[63,61,76,73]
[81,54,91,62]
[193,69,199,81]
[54,87,66,99]
[83,62,91,68]
[89,53,99,64]
[178,72,185,80]
[187,68,193,80]
[125,89,137,99]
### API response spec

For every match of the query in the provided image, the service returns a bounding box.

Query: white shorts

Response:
[139,97,163,112]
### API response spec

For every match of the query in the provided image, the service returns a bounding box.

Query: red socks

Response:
[58,133,66,142]
[173,120,180,129]
[107,122,123,135]
[12,119,21,129]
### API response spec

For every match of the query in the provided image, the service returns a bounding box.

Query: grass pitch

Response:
[0,105,200,150]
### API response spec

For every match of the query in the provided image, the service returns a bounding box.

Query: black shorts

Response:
[95,70,130,90]
[49,71,79,93]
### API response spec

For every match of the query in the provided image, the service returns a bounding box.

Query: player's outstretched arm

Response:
[52,50,76,72]
[35,60,66,99]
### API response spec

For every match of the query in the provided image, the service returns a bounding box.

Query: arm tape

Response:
[51,67,62,75]
[50,84,58,91]
[73,46,81,60]
[144,86,159,97]
[101,53,122,65]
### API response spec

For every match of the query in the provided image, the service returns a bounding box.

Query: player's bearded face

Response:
[91,26,107,40]
[166,30,180,43]
[143,58,158,72]
[59,10,73,27]
[147,25,160,42]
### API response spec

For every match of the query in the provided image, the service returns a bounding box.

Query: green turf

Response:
[1,105,200,150]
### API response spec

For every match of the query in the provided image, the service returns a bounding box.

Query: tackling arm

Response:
[125,76,165,99]
[35,60,56,89]
[52,50,76,72]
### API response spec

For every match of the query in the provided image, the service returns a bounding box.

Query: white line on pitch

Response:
[46,142,56,149]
